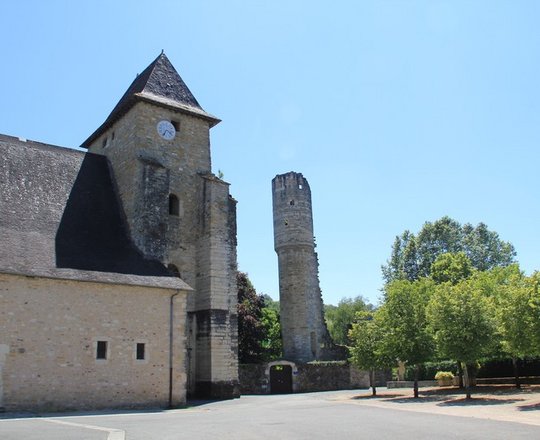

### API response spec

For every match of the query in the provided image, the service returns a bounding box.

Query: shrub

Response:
[435,371,454,381]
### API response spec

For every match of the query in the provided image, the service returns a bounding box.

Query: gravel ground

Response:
[332,384,540,426]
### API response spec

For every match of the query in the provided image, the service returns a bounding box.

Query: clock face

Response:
[157,120,176,140]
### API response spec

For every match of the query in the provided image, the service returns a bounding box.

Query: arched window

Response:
[169,194,179,216]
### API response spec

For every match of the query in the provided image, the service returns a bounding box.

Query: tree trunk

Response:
[512,357,521,389]
[370,369,377,396]
[413,364,419,398]
[462,362,472,400]
[457,362,464,388]
[397,361,406,381]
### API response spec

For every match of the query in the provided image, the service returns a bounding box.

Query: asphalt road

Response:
[1,390,539,440]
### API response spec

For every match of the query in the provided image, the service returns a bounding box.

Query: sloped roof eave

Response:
[80,93,221,149]
[0,267,194,292]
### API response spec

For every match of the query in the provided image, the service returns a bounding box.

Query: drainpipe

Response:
[169,290,180,408]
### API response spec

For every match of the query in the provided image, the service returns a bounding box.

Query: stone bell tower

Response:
[82,53,239,398]
[272,172,337,363]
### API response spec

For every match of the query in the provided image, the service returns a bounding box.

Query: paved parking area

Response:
[1,388,539,440]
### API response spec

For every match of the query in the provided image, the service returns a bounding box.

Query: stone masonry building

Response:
[0,53,239,411]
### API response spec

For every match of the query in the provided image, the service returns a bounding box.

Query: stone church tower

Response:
[272,172,338,363]
[82,53,238,398]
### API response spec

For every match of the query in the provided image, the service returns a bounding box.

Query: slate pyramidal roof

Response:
[81,52,220,148]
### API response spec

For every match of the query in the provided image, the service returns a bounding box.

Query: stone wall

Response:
[239,362,372,395]
[0,273,187,411]
[239,364,268,394]
[296,363,370,392]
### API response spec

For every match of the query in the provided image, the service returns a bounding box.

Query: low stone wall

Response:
[477,377,540,385]
[296,363,359,393]
[239,362,380,394]
[239,364,268,394]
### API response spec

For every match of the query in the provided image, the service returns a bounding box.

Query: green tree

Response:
[324,296,373,345]
[379,278,435,398]
[427,279,497,399]
[382,216,515,283]
[530,273,540,354]
[416,216,464,277]
[349,311,391,396]
[237,272,266,363]
[430,252,473,285]
[462,222,516,271]
[260,305,283,361]
[262,294,280,314]
[382,231,418,282]
[492,267,540,387]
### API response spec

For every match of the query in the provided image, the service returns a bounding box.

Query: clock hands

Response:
[157,120,176,140]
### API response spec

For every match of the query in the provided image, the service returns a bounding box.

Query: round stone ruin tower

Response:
[272,171,343,363]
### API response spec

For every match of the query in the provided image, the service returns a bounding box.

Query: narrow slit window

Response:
[310,332,317,357]
[96,341,107,360]
[169,194,179,216]
[136,343,145,360]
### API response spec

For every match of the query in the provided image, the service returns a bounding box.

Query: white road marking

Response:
[43,418,125,440]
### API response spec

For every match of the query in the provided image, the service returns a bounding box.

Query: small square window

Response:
[96,340,107,360]
[136,343,145,360]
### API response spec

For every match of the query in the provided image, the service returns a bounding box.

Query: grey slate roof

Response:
[0,134,190,290]
[81,52,220,148]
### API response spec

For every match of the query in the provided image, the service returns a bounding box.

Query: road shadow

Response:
[351,393,404,400]
[185,399,223,408]
[0,407,166,420]
[349,385,535,407]
[437,397,523,407]
[380,395,451,404]
[517,402,540,412]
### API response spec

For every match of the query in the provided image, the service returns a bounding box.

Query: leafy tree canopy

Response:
[237,272,266,363]
[348,311,393,395]
[260,305,283,361]
[380,278,435,366]
[324,296,374,345]
[490,267,540,360]
[237,272,283,363]
[427,279,497,365]
[382,216,515,283]
[430,252,473,285]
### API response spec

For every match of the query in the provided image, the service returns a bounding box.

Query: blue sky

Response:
[1,1,539,305]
